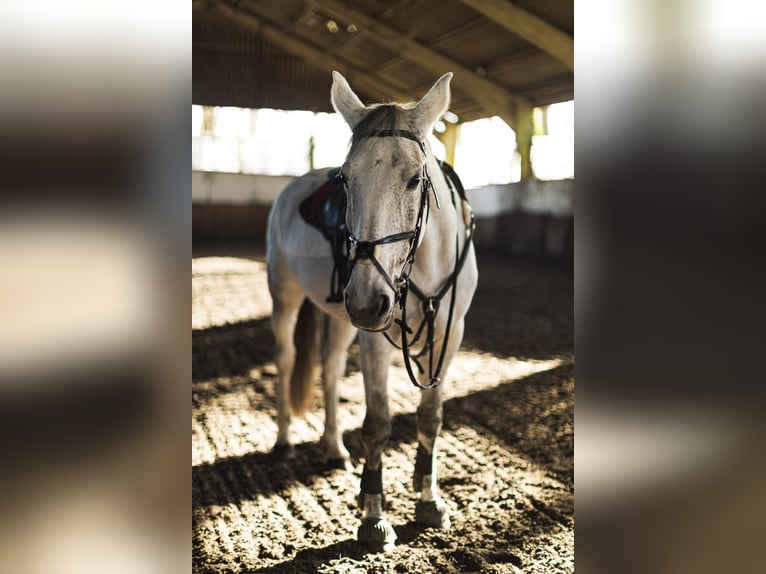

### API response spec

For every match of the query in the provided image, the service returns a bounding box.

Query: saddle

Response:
[299,168,348,303]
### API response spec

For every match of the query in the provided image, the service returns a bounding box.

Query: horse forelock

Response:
[350,105,413,150]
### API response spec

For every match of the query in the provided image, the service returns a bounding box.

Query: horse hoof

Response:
[415,499,450,529]
[357,518,397,552]
[271,443,295,461]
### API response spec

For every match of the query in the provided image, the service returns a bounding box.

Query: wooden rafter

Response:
[427,16,492,50]
[487,48,550,73]
[519,74,573,103]
[457,0,574,71]
[304,0,531,116]
[377,0,424,21]
[215,1,410,104]
[368,16,488,92]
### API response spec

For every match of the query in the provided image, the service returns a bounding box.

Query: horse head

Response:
[331,71,452,331]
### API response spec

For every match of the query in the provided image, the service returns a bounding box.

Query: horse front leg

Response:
[356,331,396,552]
[412,318,465,529]
[413,385,450,528]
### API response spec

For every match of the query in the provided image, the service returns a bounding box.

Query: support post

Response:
[514,105,535,181]
[434,123,460,166]
[308,134,315,171]
[202,105,216,135]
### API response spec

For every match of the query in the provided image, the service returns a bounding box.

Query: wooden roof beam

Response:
[304,0,531,116]
[457,0,573,71]
[215,1,409,104]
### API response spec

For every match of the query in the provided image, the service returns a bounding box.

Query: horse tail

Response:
[290,298,322,416]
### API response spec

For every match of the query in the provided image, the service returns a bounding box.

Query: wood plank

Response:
[458,0,574,70]
[305,0,531,115]
[216,2,409,103]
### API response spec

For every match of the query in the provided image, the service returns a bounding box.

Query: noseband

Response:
[342,129,475,390]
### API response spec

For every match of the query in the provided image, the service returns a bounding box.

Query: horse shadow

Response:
[192,317,274,382]
[191,412,419,512]
[245,521,428,573]
[192,317,363,384]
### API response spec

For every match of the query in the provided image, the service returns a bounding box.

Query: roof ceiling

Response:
[193,0,573,124]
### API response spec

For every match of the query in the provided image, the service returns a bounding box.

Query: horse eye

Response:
[407,174,421,190]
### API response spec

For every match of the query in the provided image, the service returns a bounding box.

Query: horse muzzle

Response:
[344,288,394,332]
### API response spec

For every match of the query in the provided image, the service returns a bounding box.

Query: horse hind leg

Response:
[320,315,357,469]
[270,285,311,460]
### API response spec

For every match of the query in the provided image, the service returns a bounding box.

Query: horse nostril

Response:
[377,294,392,317]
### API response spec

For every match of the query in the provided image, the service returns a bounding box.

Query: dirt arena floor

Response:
[192,246,573,573]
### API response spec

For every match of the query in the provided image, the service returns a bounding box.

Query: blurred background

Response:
[576,0,766,572]
[0,1,189,573]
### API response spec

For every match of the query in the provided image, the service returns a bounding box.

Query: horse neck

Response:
[411,154,460,290]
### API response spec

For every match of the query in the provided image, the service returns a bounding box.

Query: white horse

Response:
[266,71,478,551]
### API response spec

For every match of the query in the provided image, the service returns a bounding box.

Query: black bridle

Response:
[342,129,475,390]
[344,130,433,297]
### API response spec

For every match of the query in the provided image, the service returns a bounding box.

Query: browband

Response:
[366,129,427,155]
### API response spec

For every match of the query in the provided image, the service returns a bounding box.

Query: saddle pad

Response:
[298,170,348,303]
[298,173,346,239]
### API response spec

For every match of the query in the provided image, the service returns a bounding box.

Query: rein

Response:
[342,129,475,390]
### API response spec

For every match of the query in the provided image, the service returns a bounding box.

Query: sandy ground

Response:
[192,247,573,573]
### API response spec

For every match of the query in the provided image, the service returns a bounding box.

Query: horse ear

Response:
[331,71,368,129]
[413,73,453,133]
